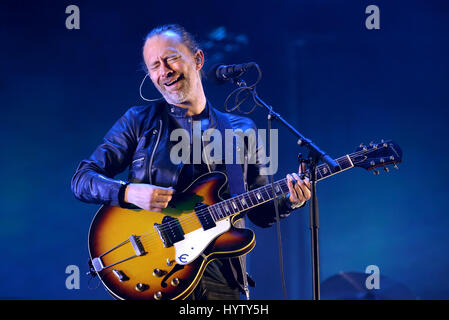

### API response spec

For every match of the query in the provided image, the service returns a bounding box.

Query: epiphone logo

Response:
[178,253,189,264]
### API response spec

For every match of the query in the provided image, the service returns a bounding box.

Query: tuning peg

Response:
[393,164,399,170]
[373,170,380,175]
[381,139,384,143]
[369,141,374,146]
[360,143,364,148]
[384,167,389,172]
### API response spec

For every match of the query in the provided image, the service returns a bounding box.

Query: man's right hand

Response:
[124,183,175,212]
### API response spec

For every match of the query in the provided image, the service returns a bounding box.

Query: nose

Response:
[160,61,174,78]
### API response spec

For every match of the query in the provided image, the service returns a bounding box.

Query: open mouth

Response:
[164,74,184,87]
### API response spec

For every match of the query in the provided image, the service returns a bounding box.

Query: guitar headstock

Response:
[350,140,402,174]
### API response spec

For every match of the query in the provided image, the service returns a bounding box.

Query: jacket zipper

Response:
[148,119,162,185]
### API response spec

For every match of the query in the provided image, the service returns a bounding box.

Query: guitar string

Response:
[137,153,357,237]
[134,155,358,248]
[135,180,290,248]
[134,154,356,245]
[134,149,392,250]
[102,152,392,260]
[135,143,396,249]
[103,147,394,254]
[130,155,355,248]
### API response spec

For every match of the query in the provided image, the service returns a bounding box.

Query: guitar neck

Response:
[208,154,354,221]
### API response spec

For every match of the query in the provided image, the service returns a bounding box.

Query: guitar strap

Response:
[212,108,246,197]
[212,107,251,299]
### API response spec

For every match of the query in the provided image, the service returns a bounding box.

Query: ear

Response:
[194,50,204,70]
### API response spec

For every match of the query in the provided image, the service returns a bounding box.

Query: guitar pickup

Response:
[195,203,216,231]
[154,216,184,248]
[129,235,146,256]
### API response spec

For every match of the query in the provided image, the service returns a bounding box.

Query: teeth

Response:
[165,76,180,86]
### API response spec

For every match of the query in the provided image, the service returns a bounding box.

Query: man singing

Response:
[71,24,311,300]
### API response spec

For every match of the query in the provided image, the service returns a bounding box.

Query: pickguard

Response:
[173,218,231,265]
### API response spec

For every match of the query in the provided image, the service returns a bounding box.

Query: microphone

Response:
[207,62,258,84]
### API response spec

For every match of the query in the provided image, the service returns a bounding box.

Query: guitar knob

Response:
[373,170,379,175]
[135,283,149,292]
[166,258,175,266]
[384,167,389,172]
[393,164,399,170]
[171,278,180,287]
[153,268,166,277]
[154,291,163,300]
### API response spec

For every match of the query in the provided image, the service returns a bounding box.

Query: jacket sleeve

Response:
[244,121,306,228]
[71,108,139,207]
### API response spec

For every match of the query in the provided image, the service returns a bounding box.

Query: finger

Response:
[155,187,175,195]
[299,162,310,180]
[292,173,306,199]
[287,174,299,202]
[152,201,169,209]
[152,194,173,202]
[296,166,311,188]
[149,206,162,212]
[293,173,311,201]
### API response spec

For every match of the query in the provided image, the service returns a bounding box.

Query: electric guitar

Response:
[87,140,402,300]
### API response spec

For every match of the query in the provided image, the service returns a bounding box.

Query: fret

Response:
[346,154,354,167]
[254,190,263,202]
[233,196,244,211]
[260,186,271,200]
[208,206,218,221]
[273,182,283,196]
[230,199,239,212]
[249,190,260,206]
[280,179,290,193]
[213,204,223,220]
[222,202,231,215]
[245,192,255,207]
[238,196,249,209]
[316,166,324,180]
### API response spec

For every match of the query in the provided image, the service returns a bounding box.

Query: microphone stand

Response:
[230,77,339,300]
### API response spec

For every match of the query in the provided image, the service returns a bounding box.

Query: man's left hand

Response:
[286,163,311,207]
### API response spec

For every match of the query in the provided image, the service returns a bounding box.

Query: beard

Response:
[155,73,191,105]
[160,87,188,105]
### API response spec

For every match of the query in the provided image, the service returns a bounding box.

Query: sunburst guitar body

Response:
[88,171,255,300]
[87,140,402,300]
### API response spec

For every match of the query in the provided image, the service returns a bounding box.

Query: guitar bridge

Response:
[129,235,146,256]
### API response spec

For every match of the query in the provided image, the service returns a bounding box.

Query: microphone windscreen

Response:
[206,64,227,85]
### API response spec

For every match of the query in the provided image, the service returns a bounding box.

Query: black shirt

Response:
[167,103,235,286]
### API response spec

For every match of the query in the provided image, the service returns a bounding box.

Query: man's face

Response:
[143,31,203,105]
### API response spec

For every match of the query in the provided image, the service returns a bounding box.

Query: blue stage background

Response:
[1,0,448,299]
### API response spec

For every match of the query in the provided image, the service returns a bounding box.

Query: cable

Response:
[223,64,288,299]
[139,73,164,102]
[268,115,288,300]
[224,64,262,114]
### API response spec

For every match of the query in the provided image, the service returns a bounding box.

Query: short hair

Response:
[142,24,203,73]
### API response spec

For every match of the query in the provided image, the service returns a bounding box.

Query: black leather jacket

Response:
[71,100,297,228]
[71,100,300,297]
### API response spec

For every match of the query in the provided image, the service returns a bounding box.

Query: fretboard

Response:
[207,154,354,221]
